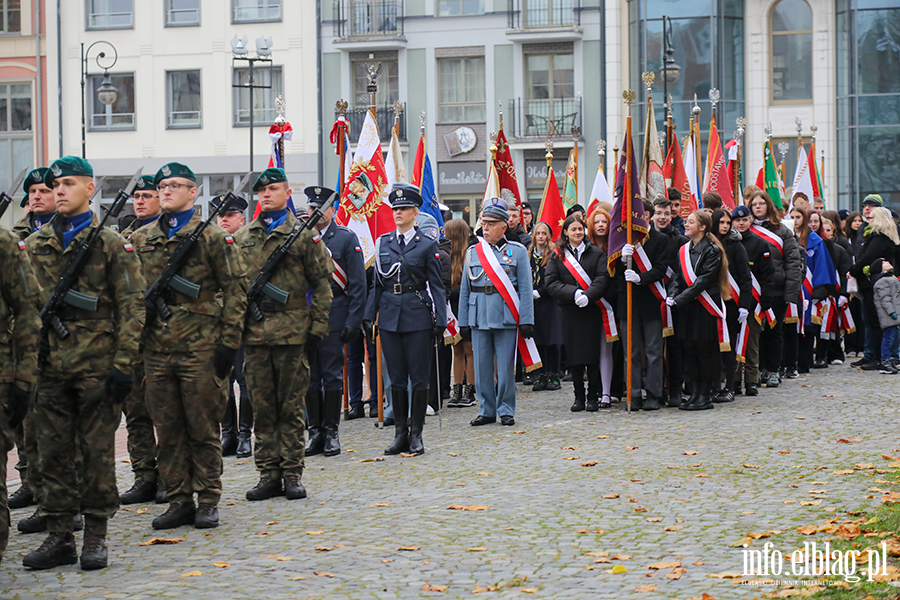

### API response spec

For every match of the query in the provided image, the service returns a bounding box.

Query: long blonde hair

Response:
[445,219,471,288]
[868,207,900,245]
[528,222,553,268]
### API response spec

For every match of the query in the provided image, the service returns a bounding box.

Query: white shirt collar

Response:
[399,227,416,245]
[573,240,586,256]
[319,221,332,237]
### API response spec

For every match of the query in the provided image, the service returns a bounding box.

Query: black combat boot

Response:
[236,392,253,458]
[384,388,409,455]
[151,502,196,530]
[80,532,108,571]
[9,482,35,509]
[23,532,77,570]
[347,403,365,419]
[120,480,157,505]
[571,381,586,412]
[679,381,700,409]
[682,381,714,411]
[408,389,428,456]
[585,389,600,412]
[195,503,219,529]
[246,475,283,501]
[322,390,342,457]
[305,389,325,456]
[447,383,463,407]
[283,474,307,500]
[18,508,46,534]
[220,397,238,457]
[155,478,167,504]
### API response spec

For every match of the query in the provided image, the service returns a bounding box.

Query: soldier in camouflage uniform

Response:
[23,156,145,571]
[118,174,163,505]
[237,170,333,502]
[8,167,53,513]
[132,162,247,529]
[0,223,41,564]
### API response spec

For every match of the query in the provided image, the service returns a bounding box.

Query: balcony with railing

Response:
[333,0,404,42]
[338,104,407,145]
[506,0,582,40]
[507,97,582,139]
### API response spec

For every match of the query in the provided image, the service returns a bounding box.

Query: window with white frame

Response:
[166,0,200,26]
[437,0,483,17]
[86,0,133,30]
[167,70,201,129]
[0,83,32,202]
[232,0,282,23]
[438,57,485,123]
[89,73,135,130]
[233,66,283,126]
[0,0,20,33]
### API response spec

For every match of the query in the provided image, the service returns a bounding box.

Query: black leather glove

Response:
[433,325,445,341]
[305,334,322,358]
[105,367,133,405]
[362,320,375,343]
[213,344,238,380]
[519,324,534,339]
[340,325,361,344]
[7,384,29,428]
[459,326,471,342]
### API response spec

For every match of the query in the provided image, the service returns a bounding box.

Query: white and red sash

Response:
[443,301,462,345]
[840,300,856,334]
[727,272,748,362]
[474,240,542,372]
[797,267,815,334]
[560,250,619,342]
[332,258,347,290]
[819,297,839,340]
[750,224,784,255]
[679,243,731,352]
[633,245,674,337]
[750,272,778,328]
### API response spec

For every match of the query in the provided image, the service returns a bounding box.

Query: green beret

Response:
[21,167,48,206]
[45,156,93,186]
[133,175,157,192]
[154,162,196,186]
[253,167,287,191]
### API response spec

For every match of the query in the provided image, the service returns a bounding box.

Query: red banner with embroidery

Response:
[443,300,462,346]
[474,240,542,372]
[632,245,674,337]
[679,242,731,351]
[559,249,619,342]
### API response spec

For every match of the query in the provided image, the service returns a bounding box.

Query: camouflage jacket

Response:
[0,227,41,386]
[131,210,248,353]
[235,211,333,346]
[12,213,35,241]
[26,213,146,378]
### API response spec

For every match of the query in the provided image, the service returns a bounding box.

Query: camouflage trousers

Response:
[13,408,42,502]
[35,376,119,534]
[0,384,11,558]
[124,360,157,482]
[145,350,225,505]
[244,345,309,480]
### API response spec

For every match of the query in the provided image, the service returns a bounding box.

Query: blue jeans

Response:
[882,325,898,362]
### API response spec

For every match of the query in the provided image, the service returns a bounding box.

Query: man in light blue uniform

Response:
[458,198,534,426]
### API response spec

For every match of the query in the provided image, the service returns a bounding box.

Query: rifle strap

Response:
[259,297,308,312]
[172,290,218,305]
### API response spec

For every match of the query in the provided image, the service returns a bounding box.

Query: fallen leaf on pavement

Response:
[139,537,185,546]
[306,530,324,535]
[665,526,684,531]
[682,450,699,455]
[596,435,610,439]
[881,454,900,461]
[181,571,202,577]
[800,500,822,506]
[778,450,791,454]
[695,473,709,478]
[741,463,761,469]
[447,453,461,457]
[625,446,638,450]
[275,556,293,561]
[836,438,861,443]
[648,561,682,569]
[359,457,385,462]
[646,518,662,522]
[610,565,627,574]
[287,576,306,581]
[212,562,229,568]
[612,554,632,560]
[447,504,488,511]
[520,589,538,594]
[601,494,619,499]
[581,461,598,467]
[265,521,278,525]
[513,430,526,434]
[397,546,420,551]
[635,584,657,592]
[400,452,417,457]
[315,571,336,578]
[235,461,248,465]
[370,503,390,507]
[706,571,742,578]
[585,551,609,557]
[563,456,580,460]
[561,446,578,450]
[136,508,148,514]
[315,546,332,551]
[382,559,394,563]
[422,584,448,592]
[667,567,686,579]
[256,531,268,535]
[467,547,487,552]
[635,507,647,512]
[834,470,855,475]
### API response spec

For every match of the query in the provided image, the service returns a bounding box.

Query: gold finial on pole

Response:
[392,100,403,131]
[365,63,382,110]
[810,124,818,140]
[571,125,581,142]
[275,95,286,124]
[498,99,503,129]
[597,140,606,175]
[642,71,655,98]
[335,99,348,116]
[544,137,554,167]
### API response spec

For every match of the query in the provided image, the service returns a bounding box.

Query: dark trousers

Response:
[571,364,600,399]
[862,293,883,363]
[721,307,741,390]
[682,340,721,384]
[782,321,799,371]
[364,337,378,405]
[665,336,684,395]
[347,336,365,406]
[761,299,787,373]
[308,330,344,393]
[226,348,252,435]
[798,325,828,370]
[844,297,864,354]
[619,314,664,398]
[535,344,560,375]
[380,329,434,391]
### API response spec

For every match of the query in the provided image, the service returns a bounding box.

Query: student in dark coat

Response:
[820,215,853,364]
[546,215,609,412]
[666,210,730,411]
[528,222,564,392]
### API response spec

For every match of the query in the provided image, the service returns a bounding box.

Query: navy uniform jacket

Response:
[365,226,447,333]
[322,220,366,332]
[458,237,534,330]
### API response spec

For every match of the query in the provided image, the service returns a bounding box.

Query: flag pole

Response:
[692,96,701,203]
[642,72,655,197]
[597,139,606,177]
[623,88,636,412]
[736,116,746,207]
[666,94,674,156]
[335,98,351,420]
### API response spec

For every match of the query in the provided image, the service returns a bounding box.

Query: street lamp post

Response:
[660,15,681,156]
[231,35,273,176]
[81,41,119,159]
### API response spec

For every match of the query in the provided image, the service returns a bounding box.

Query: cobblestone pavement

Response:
[3,360,898,599]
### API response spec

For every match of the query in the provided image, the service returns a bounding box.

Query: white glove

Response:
[533,289,541,300]
[838,295,848,308]
[666,296,676,307]
[574,290,589,308]
[624,269,641,284]
[737,308,749,324]
[622,244,635,258]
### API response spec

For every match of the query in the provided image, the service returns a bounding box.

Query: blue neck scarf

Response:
[139,213,161,228]
[263,208,288,234]
[62,211,92,249]
[165,208,195,239]
[33,211,57,231]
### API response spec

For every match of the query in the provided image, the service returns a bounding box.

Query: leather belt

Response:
[173,290,218,305]
[391,282,427,295]
[261,297,308,313]
[470,284,517,294]
[331,283,347,295]
[58,306,113,321]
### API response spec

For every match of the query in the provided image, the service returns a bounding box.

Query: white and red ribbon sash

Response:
[727,272,740,304]
[679,243,731,351]
[803,267,814,298]
[750,272,777,327]
[840,300,856,334]
[632,245,674,337]
[785,302,800,324]
[332,258,347,290]
[819,298,839,340]
[560,250,619,342]
[750,224,784,255]
[726,271,749,361]
[443,301,462,345]
[474,240,542,372]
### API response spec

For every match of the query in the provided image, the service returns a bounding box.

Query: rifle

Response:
[246,206,325,321]
[0,168,30,222]
[144,171,252,322]
[38,168,143,368]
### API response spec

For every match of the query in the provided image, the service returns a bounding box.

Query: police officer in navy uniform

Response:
[305,186,366,457]
[363,183,446,456]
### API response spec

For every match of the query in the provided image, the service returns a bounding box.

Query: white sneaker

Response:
[426,405,436,416]
[831,359,843,365]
